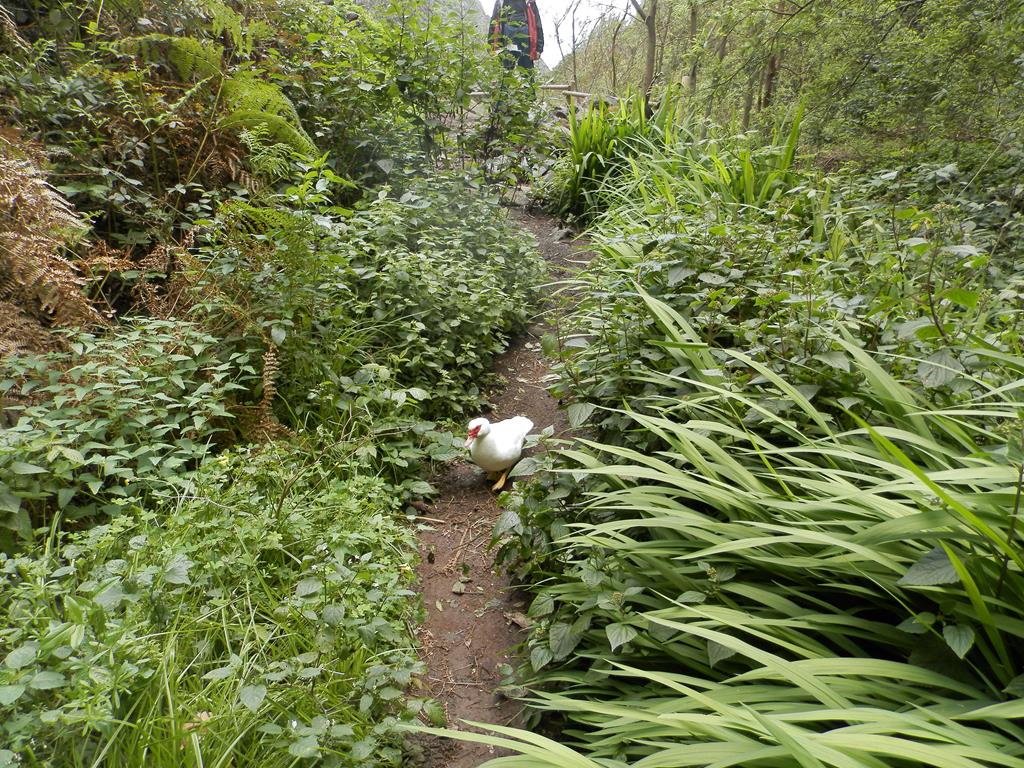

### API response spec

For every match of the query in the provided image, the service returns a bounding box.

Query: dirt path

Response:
[409,209,582,768]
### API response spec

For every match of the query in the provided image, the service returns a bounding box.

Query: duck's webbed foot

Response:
[491,470,509,492]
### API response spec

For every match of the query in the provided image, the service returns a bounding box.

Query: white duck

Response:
[465,416,534,491]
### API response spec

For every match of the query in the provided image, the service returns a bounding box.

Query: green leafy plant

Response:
[0,320,255,547]
[480,297,1024,768]
[546,92,684,222]
[470,100,1024,768]
[197,170,544,425]
[0,441,422,767]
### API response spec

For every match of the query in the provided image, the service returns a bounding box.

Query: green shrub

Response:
[0,320,255,548]
[117,34,224,81]
[220,72,318,157]
[547,94,683,222]
[547,128,1023,452]
[480,299,1024,768]
[465,107,1024,768]
[198,169,545,425]
[0,441,421,767]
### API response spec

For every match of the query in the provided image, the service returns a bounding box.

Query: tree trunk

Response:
[702,31,727,135]
[763,52,780,109]
[570,2,579,89]
[762,1,786,110]
[657,1,673,80]
[610,6,628,92]
[643,0,658,96]
[742,71,756,129]
[629,0,658,97]
[687,3,699,94]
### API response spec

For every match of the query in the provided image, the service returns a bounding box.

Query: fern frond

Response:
[0,302,64,357]
[216,200,315,268]
[119,34,224,82]
[239,125,290,182]
[222,73,302,125]
[0,137,101,347]
[220,110,317,156]
[220,73,317,156]
[0,5,29,52]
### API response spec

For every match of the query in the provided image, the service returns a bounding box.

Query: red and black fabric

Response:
[489,0,544,67]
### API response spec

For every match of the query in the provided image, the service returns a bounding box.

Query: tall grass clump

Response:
[449,103,1024,766]
[549,93,685,223]
[517,294,1024,758]
[472,303,1024,768]
[431,345,1024,767]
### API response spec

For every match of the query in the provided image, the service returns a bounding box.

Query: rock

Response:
[503,611,532,629]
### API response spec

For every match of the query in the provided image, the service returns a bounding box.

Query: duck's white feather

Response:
[468,416,533,473]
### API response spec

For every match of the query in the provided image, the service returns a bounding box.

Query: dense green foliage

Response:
[466,100,1024,766]
[199,172,543,425]
[5,0,1024,764]
[556,0,1023,165]
[1,321,255,542]
[2,444,423,766]
[1,0,545,763]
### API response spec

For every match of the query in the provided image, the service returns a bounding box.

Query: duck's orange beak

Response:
[464,426,481,448]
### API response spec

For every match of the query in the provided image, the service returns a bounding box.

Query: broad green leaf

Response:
[567,402,596,428]
[677,591,707,604]
[903,236,931,254]
[494,509,522,536]
[29,671,66,690]
[11,462,46,475]
[917,349,963,389]
[94,581,127,610]
[322,604,345,626]
[163,555,192,585]
[606,623,638,651]
[4,643,38,670]
[943,243,980,257]
[352,739,375,760]
[529,594,554,617]
[508,457,540,478]
[422,700,447,727]
[56,487,76,509]
[407,480,435,496]
[943,624,975,659]
[667,265,695,285]
[1005,674,1024,697]
[239,684,267,713]
[288,735,319,759]
[0,685,25,705]
[943,287,979,309]
[898,547,959,586]
[203,666,234,681]
[549,622,582,660]
[707,639,737,668]
[814,351,850,372]
[57,446,85,464]
[531,645,553,671]
[897,612,935,634]
[0,488,20,515]
[295,577,322,598]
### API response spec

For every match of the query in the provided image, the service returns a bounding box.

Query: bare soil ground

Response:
[408,209,584,767]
